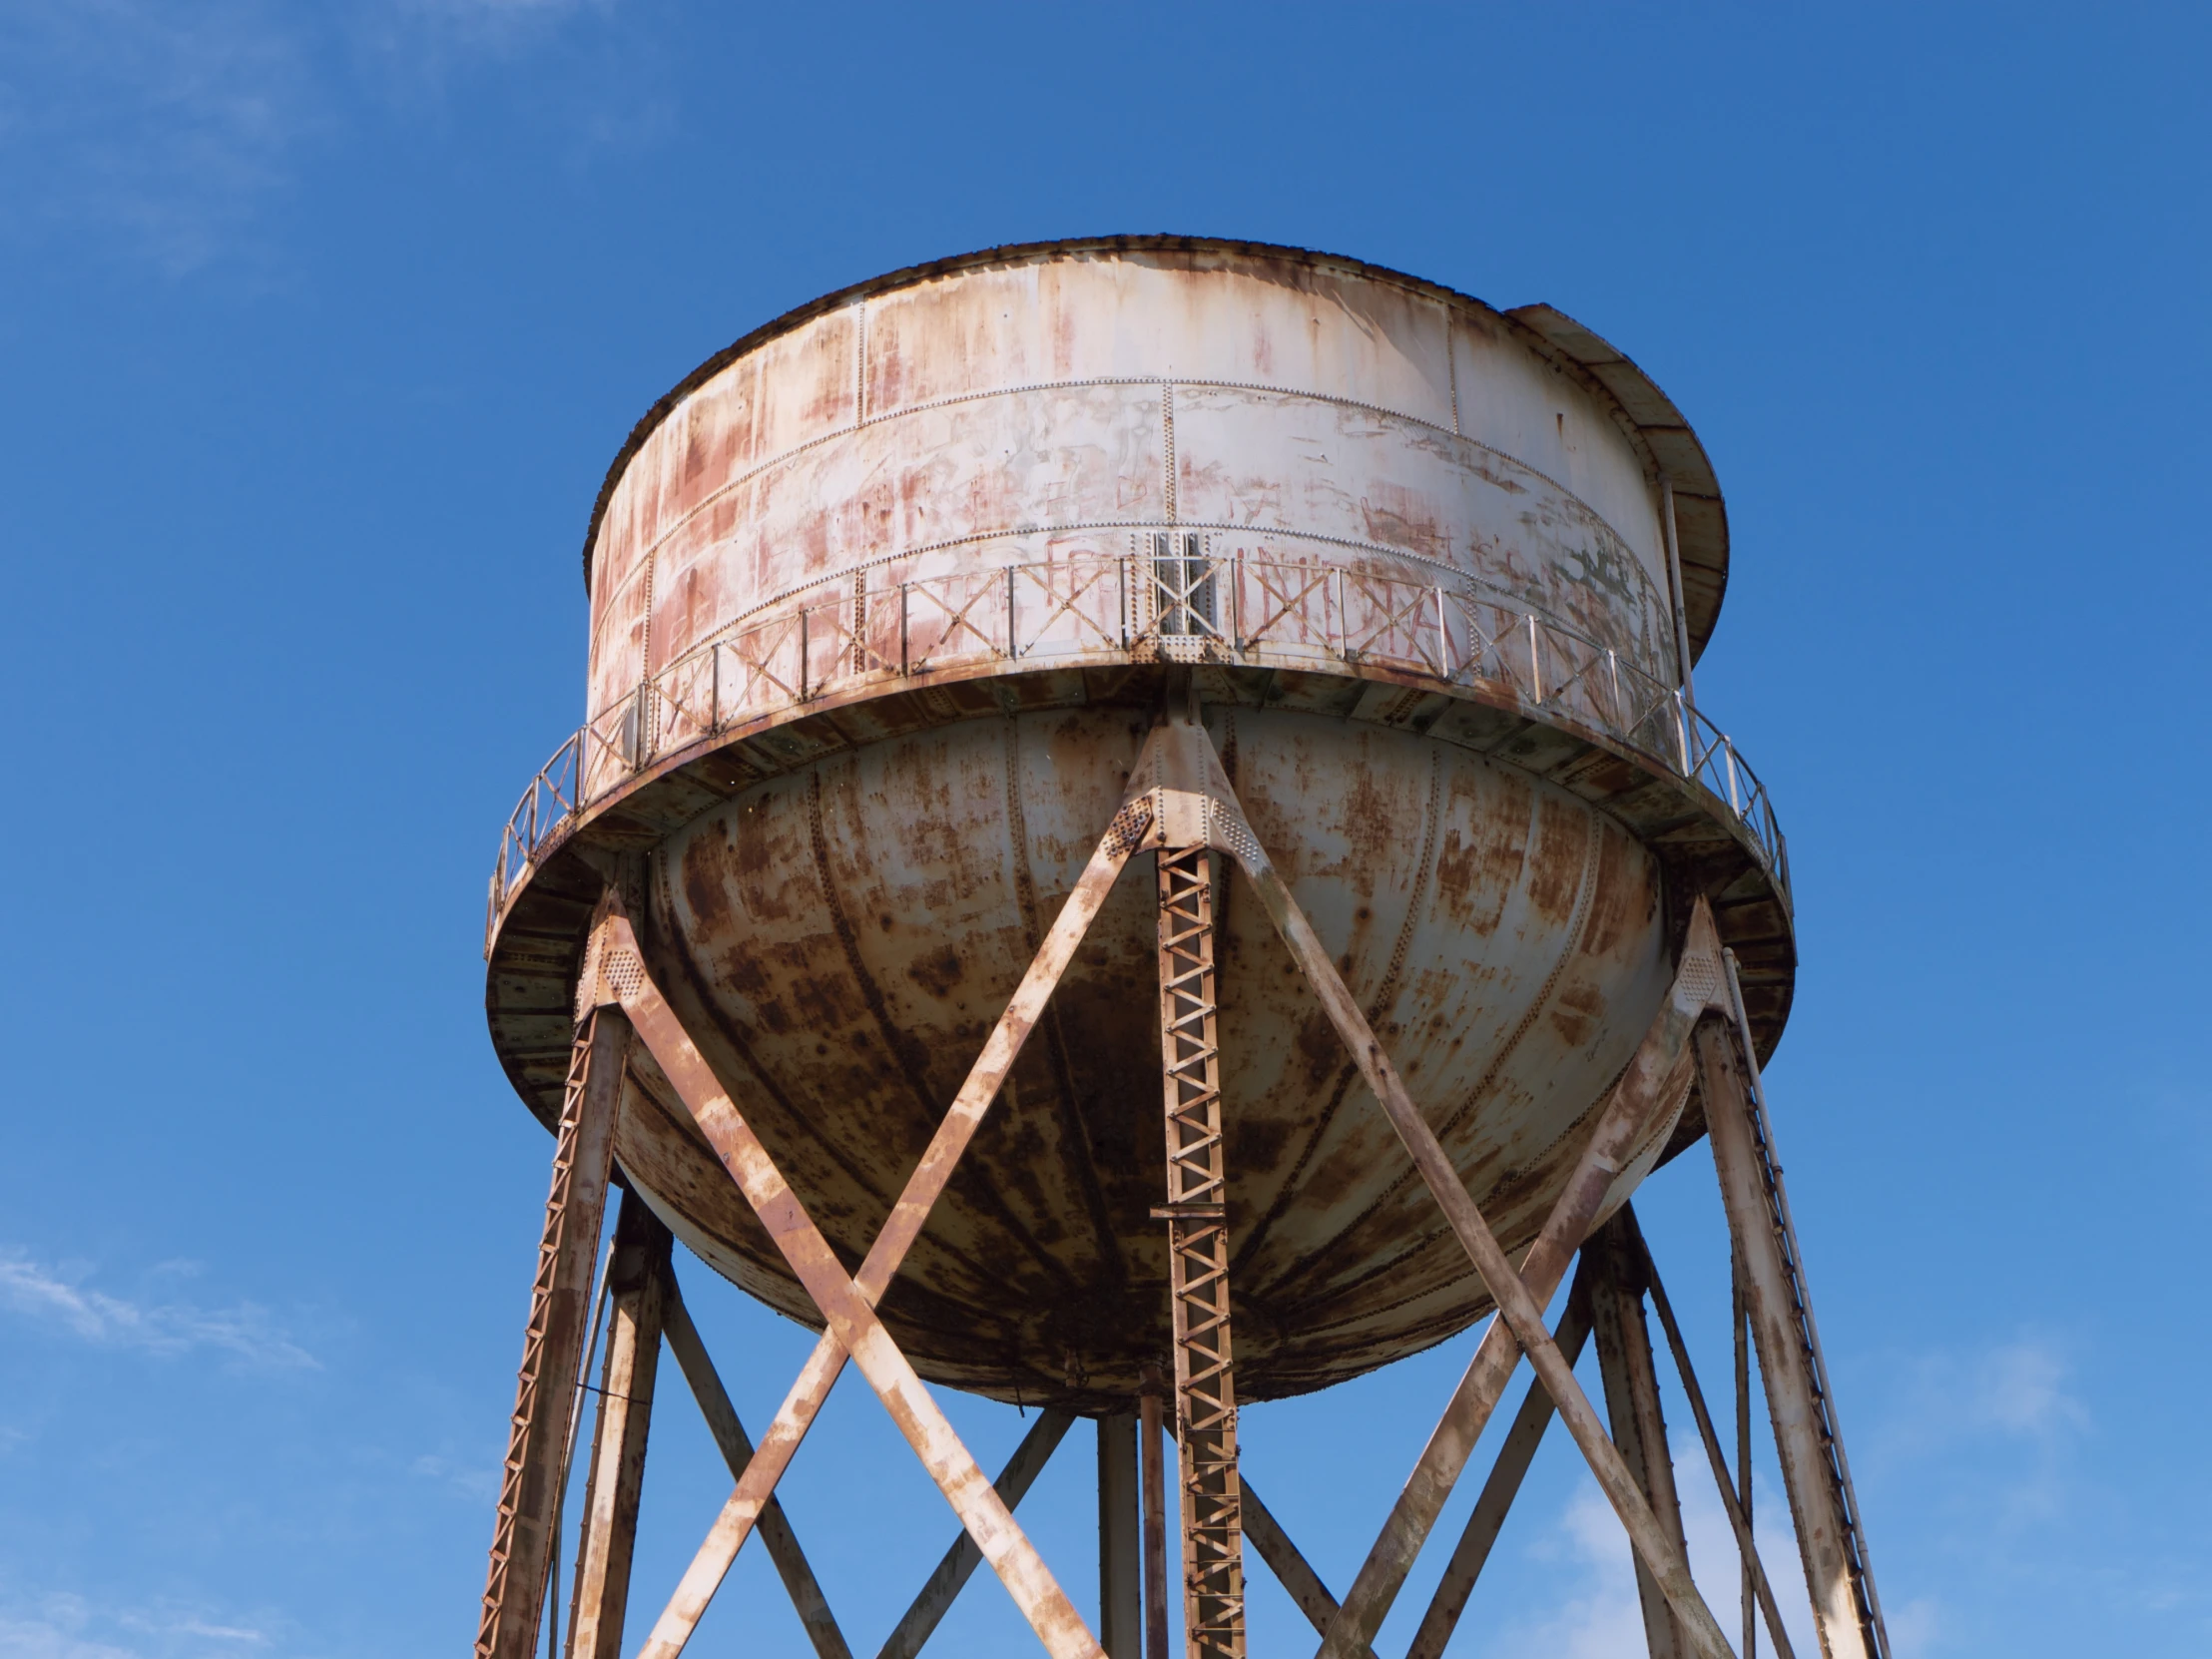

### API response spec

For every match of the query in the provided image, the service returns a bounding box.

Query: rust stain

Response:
[508,244,1767,1407]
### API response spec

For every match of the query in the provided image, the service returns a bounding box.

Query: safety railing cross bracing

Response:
[488,553,1791,950]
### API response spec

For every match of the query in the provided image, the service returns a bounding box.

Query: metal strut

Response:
[1153,843,1246,1659]
[477,1003,626,1659]
[1711,952,1889,1659]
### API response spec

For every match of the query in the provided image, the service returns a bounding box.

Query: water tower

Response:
[474,238,1886,1659]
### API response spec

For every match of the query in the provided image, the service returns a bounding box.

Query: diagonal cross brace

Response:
[1314,898,1725,1657]
[877,1409,1077,1659]
[1151,715,1740,1659]
[611,774,1158,1659]
[660,1281,853,1659]
[604,912,1107,1659]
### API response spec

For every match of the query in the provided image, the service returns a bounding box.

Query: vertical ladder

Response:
[1718,952,1889,1659]
[1154,843,1246,1659]
[476,1006,625,1659]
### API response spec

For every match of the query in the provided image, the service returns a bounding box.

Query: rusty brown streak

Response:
[614,927,1102,1659]
[1403,1274,1595,1659]
[1224,818,1736,1659]
[659,1282,853,1659]
[1629,1215,1800,1659]
[1315,902,1720,1658]
[625,789,1152,1659]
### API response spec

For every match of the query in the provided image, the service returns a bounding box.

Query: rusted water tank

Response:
[485,237,1794,1411]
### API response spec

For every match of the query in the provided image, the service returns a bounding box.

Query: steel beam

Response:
[604,916,1105,1659]
[877,1410,1077,1659]
[1313,899,1726,1659]
[1139,1365,1171,1659]
[1587,1211,1690,1659]
[1736,1265,1756,1659]
[1403,1274,1594,1659]
[1627,1217,1799,1659]
[476,998,629,1659]
[1698,1004,1884,1659]
[1099,1415,1143,1659]
[565,1189,671,1659]
[1152,841,1245,1659]
[659,1283,851,1659]
[619,782,1154,1658]
[1184,725,1734,1659]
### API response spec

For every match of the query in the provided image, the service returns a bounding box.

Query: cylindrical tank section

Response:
[484,238,1793,1413]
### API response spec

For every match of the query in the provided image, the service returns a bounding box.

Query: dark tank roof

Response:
[578,234,1733,659]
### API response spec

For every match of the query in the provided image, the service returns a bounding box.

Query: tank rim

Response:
[573,234,1732,657]
[484,663,1797,1160]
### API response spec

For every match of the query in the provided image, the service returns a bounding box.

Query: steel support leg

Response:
[1698,996,1886,1659]
[1099,1415,1144,1659]
[1403,1271,1595,1659]
[476,998,628,1659]
[1153,844,1246,1659]
[619,780,1155,1659]
[1316,899,1723,1659]
[1139,1365,1171,1659]
[877,1410,1077,1659]
[1587,1211,1690,1659]
[566,1188,671,1659]
[1166,715,1735,1659]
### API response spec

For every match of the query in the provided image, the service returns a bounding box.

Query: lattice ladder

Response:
[1716,954,1888,1659]
[476,1005,624,1659]
[1153,843,1246,1659]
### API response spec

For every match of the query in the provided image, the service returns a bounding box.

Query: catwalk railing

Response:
[488,553,1789,949]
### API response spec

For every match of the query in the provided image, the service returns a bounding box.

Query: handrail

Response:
[486,554,1788,952]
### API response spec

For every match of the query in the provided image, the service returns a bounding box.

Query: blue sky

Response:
[1,3,2206,1655]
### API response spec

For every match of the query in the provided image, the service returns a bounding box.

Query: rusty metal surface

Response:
[658,1282,852,1659]
[489,549,1788,936]
[475,1004,626,1659]
[1587,1211,1692,1659]
[1630,1215,1800,1659]
[565,1192,671,1659]
[1228,782,1735,1659]
[1152,842,1245,1659]
[484,245,1800,1431]
[1401,1276,1594,1659]
[1702,957,1889,1659]
[575,239,1729,659]
[1314,899,1722,1658]
[604,911,1106,1659]
[608,705,1670,1404]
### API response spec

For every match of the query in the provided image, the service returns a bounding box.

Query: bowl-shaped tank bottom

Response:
[609,704,1682,1406]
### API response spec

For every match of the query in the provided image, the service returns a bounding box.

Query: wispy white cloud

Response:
[0,0,321,273]
[1492,1447,1822,1659]
[0,1588,278,1657]
[0,0,644,275]
[1967,1336,2087,1441]
[1881,1329,2088,1532]
[409,1448,501,1502]
[0,1250,316,1372]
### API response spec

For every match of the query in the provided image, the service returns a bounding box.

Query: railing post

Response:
[899,582,910,677]
[799,607,810,700]
[1526,614,1542,704]
[1432,586,1448,679]
[1007,564,1018,660]
[1724,743,1743,815]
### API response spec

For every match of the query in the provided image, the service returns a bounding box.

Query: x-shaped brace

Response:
[1134,715,1744,1659]
[589,768,1159,1659]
